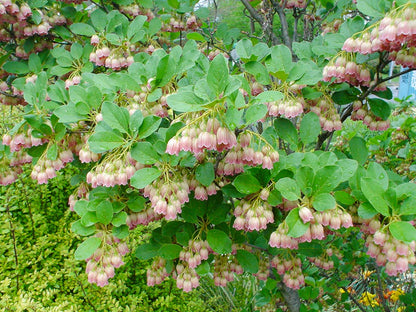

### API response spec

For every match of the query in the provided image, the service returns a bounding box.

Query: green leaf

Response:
[366,162,388,191]
[167,92,206,112]
[101,102,130,134]
[236,38,253,60]
[186,32,205,41]
[3,61,29,74]
[312,193,336,211]
[139,116,161,139]
[349,136,368,165]
[131,142,159,165]
[334,191,356,206]
[253,91,284,103]
[295,166,314,195]
[159,244,182,260]
[127,15,147,40]
[244,61,271,85]
[207,229,232,254]
[96,200,113,225]
[300,112,321,145]
[113,225,129,239]
[368,98,391,120]
[195,162,215,187]
[335,159,358,182]
[245,104,268,125]
[298,242,323,257]
[361,177,390,216]
[232,174,262,195]
[312,165,342,194]
[127,195,146,212]
[236,250,259,273]
[90,9,107,32]
[112,211,127,227]
[88,130,124,153]
[358,202,378,219]
[286,208,309,238]
[70,23,96,36]
[74,237,101,260]
[332,90,358,105]
[47,143,58,161]
[357,0,386,18]
[130,167,162,189]
[274,118,298,146]
[207,54,229,96]
[135,243,159,260]
[275,177,300,201]
[28,54,41,73]
[71,220,96,236]
[129,110,144,133]
[266,45,293,79]
[389,221,416,243]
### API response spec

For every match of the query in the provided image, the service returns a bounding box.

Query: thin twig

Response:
[6,196,19,291]
[75,272,98,312]
[0,90,23,99]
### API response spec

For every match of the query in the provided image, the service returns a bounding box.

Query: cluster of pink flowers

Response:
[86,235,129,287]
[308,248,341,270]
[323,56,371,87]
[308,98,342,132]
[125,87,169,118]
[31,148,74,184]
[86,154,142,188]
[362,219,416,276]
[280,0,307,9]
[389,47,416,69]
[68,183,89,211]
[126,206,162,229]
[0,0,32,24]
[322,19,342,35]
[269,206,353,249]
[174,263,200,292]
[267,97,304,119]
[0,81,26,105]
[0,165,22,186]
[217,132,280,175]
[143,175,190,220]
[161,15,201,32]
[89,45,134,70]
[15,41,53,60]
[253,256,269,281]
[65,76,81,89]
[9,149,32,166]
[119,5,154,19]
[213,255,243,286]
[351,100,390,131]
[179,240,210,269]
[2,130,44,152]
[343,6,416,56]
[147,257,169,286]
[233,190,274,232]
[271,256,305,290]
[166,117,237,156]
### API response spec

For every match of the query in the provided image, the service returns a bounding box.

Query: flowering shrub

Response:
[1,0,416,311]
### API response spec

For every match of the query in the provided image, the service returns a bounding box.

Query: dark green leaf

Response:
[300,112,321,145]
[274,118,298,146]
[139,116,161,138]
[312,193,336,211]
[275,177,300,201]
[389,221,416,243]
[135,243,159,260]
[88,130,124,153]
[245,104,268,124]
[70,23,96,36]
[232,174,262,195]
[207,54,229,96]
[286,207,309,238]
[207,229,232,254]
[368,98,391,120]
[96,201,113,225]
[130,167,162,189]
[131,142,159,165]
[195,162,215,187]
[349,136,368,165]
[159,244,182,260]
[361,177,390,216]
[236,250,259,273]
[101,101,130,134]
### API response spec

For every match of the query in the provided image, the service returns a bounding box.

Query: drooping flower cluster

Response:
[2,130,44,152]
[119,4,155,19]
[343,5,416,59]
[217,131,279,175]
[279,0,307,9]
[253,255,269,281]
[233,189,274,232]
[166,117,237,157]
[362,219,416,276]
[174,263,200,292]
[307,97,342,132]
[86,235,129,287]
[351,100,390,131]
[125,84,170,118]
[266,96,304,119]
[179,240,210,269]
[86,152,143,188]
[323,55,371,87]
[308,247,342,270]
[269,205,353,249]
[213,255,243,286]
[147,257,169,286]
[31,143,74,184]
[161,15,201,32]
[126,206,162,229]
[89,41,134,70]
[271,255,305,290]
